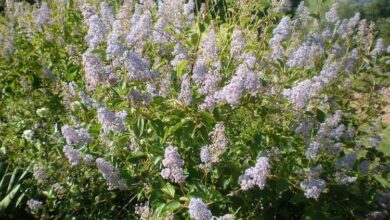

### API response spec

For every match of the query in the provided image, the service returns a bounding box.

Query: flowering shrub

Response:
[0,0,389,219]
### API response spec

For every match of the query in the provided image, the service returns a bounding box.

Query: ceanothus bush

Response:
[0,0,389,219]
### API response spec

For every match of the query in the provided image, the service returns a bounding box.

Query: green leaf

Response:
[309,13,320,20]
[315,109,326,122]
[161,183,176,199]
[276,179,290,196]
[0,166,9,193]
[128,152,146,160]
[198,23,206,33]
[133,117,146,138]
[163,120,187,142]
[0,184,20,212]
[150,119,165,138]
[177,60,189,76]
[162,200,181,214]
[15,189,27,208]
[6,169,17,193]
[190,33,199,47]
[153,203,166,217]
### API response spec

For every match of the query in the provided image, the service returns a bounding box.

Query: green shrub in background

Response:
[306,0,390,44]
[0,0,389,219]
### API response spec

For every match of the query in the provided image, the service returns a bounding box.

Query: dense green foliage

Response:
[0,0,389,219]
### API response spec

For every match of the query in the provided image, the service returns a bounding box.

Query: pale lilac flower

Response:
[130,4,143,27]
[158,70,172,97]
[367,211,387,220]
[126,11,152,47]
[33,2,51,28]
[300,179,326,199]
[82,50,108,91]
[2,29,15,58]
[369,134,383,148]
[97,107,127,133]
[305,165,323,179]
[293,2,310,29]
[272,0,292,13]
[199,3,206,14]
[52,183,64,194]
[157,0,193,31]
[112,0,133,37]
[325,3,339,24]
[343,49,359,72]
[82,3,96,20]
[85,15,108,49]
[216,214,235,220]
[371,38,385,57]
[337,13,360,39]
[61,125,92,146]
[239,52,257,70]
[100,2,115,28]
[287,41,324,69]
[200,146,212,170]
[315,62,339,85]
[198,71,221,95]
[284,61,340,110]
[22,129,34,141]
[209,64,260,108]
[347,13,360,36]
[96,158,128,190]
[331,42,347,58]
[295,117,316,139]
[329,124,345,140]
[214,73,245,107]
[78,91,99,109]
[230,30,246,58]
[161,146,186,183]
[269,43,284,61]
[243,69,262,95]
[199,29,221,68]
[63,145,83,166]
[171,44,188,68]
[356,19,371,47]
[128,89,152,106]
[317,111,343,139]
[27,199,43,210]
[106,33,126,64]
[322,29,333,40]
[152,17,170,45]
[192,60,208,85]
[338,174,357,184]
[336,152,357,171]
[189,198,212,220]
[270,16,291,44]
[135,202,151,220]
[146,82,158,97]
[283,79,313,110]
[269,16,291,60]
[305,141,320,161]
[33,166,48,184]
[239,157,270,190]
[183,0,195,23]
[328,143,343,156]
[359,160,369,175]
[200,123,228,169]
[178,74,193,105]
[83,154,95,166]
[199,94,218,112]
[123,51,153,81]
